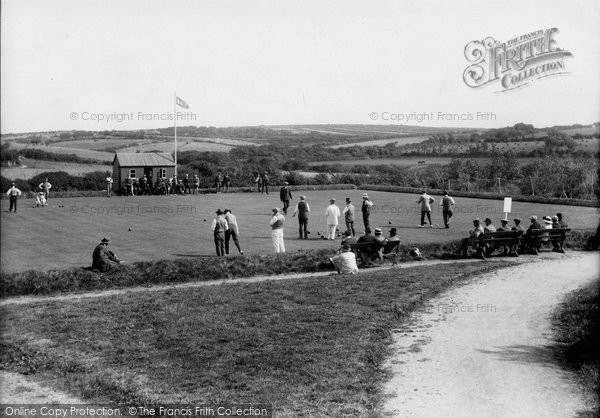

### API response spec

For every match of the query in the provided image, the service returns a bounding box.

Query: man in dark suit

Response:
[92,237,121,272]
[279,182,293,215]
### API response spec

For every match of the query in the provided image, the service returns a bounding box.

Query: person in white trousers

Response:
[270,207,286,253]
[325,198,341,240]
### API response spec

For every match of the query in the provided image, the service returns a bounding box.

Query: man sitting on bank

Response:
[92,237,122,272]
[329,243,359,275]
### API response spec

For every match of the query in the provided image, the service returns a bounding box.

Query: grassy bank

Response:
[2,232,593,298]
[0,261,508,415]
[552,278,600,413]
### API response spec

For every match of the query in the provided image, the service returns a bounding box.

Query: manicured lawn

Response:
[1,190,597,273]
[0,261,508,415]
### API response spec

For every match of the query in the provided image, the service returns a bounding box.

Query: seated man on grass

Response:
[92,237,122,272]
[329,244,359,275]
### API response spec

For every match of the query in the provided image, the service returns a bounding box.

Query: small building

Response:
[112,152,175,191]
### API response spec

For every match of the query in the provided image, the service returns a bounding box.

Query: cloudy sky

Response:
[1,0,599,132]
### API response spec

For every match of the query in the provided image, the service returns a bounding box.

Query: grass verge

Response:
[1,261,508,415]
[552,278,600,414]
[2,231,592,298]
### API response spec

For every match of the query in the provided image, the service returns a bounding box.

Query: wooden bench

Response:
[477,230,523,259]
[349,240,400,266]
[524,228,570,254]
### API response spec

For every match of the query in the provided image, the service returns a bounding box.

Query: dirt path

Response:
[383,252,599,417]
[0,371,82,404]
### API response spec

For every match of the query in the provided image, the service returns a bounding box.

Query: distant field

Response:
[559,126,599,136]
[307,156,536,167]
[2,159,109,180]
[117,140,233,153]
[328,136,429,149]
[50,138,156,151]
[6,142,113,162]
[1,189,597,273]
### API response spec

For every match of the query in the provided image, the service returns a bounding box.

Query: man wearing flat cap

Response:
[211,209,229,256]
[92,237,121,272]
[279,182,293,215]
[270,207,286,253]
[325,198,341,240]
[483,218,496,232]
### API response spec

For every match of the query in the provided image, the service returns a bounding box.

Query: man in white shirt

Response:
[6,182,22,212]
[325,198,341,240]
[329,244,359,274]
[416,190,435,227]
[270,207,285,253]
[211,209,229,256]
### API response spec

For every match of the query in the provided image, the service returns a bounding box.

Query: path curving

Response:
[383,252,599,417]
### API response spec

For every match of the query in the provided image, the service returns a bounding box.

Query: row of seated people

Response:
[460,213,569,257]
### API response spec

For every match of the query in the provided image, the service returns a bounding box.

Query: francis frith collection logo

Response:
[463,28,572,92]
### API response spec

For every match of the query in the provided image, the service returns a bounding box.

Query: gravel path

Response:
[383,252,599,417]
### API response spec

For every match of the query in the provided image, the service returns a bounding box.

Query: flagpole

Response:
[174,91,177,179]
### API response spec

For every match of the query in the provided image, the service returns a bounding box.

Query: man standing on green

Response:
[292,195,310,239]
[211,209,229,256]
[343,197,356,236]
[279,182,293,215]
[439,190,455,228]
[361,193,373,230]
[416,190,435,228]
[39,178,52,201]
[6,182,22,212]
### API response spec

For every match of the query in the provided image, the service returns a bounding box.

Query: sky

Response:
[1,0,599,133]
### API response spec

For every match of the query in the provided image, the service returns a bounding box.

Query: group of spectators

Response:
[460,212,569,256]
[118,173,204,196]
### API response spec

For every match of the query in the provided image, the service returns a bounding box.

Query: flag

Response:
[176,96,189,109]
